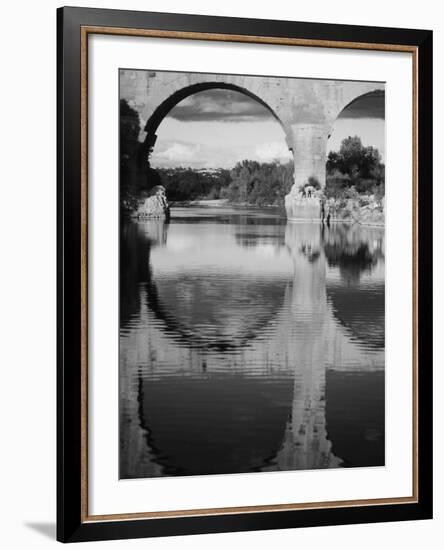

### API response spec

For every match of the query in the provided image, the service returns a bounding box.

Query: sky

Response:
[149,86,385,169]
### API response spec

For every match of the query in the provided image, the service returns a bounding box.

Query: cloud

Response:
[150,137,292,169]
[151,139,242,169]
[151,141,201,164]
[168,89,271,122]
[254,142,291,162]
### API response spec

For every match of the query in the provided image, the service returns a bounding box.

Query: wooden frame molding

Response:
[79,25,419,523]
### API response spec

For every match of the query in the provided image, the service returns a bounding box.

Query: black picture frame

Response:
[57,6,433,543]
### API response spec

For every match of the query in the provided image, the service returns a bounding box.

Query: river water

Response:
[119,206,385,479]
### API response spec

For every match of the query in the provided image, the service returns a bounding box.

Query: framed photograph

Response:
[57,6,433,543]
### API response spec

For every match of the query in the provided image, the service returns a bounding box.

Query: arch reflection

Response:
[119,211,385,478]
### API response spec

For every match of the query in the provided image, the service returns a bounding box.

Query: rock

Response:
[133,186,170,219]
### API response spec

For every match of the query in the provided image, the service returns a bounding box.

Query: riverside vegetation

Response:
[120,100,385,224]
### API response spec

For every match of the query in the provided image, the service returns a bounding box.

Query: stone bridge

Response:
[120,70,383,218]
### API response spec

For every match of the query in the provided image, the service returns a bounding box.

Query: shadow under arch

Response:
[142,81,289,151]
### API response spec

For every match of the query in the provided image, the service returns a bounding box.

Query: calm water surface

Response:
[119,206,385,478]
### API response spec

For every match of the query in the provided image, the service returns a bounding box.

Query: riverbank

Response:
[329,198,385,227]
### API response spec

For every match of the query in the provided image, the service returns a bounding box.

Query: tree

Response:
[326,136,385,198]
[223,160,294,206]
[327,136,382,179]
[120,99,140,178]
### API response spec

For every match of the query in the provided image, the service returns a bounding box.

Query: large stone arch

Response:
[143,82,288,145]
[120,70,293,159]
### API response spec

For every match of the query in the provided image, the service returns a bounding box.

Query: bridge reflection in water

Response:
[119,208,384,479]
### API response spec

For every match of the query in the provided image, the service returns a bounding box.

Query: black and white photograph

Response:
[0,0,437,545]
[119,69,386,479]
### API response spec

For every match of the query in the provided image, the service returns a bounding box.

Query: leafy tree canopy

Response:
[327,136,383,181]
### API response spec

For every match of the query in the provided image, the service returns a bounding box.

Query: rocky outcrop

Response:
[327,196,384,226]
[285,191,385,226]
[132,186,170,219]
